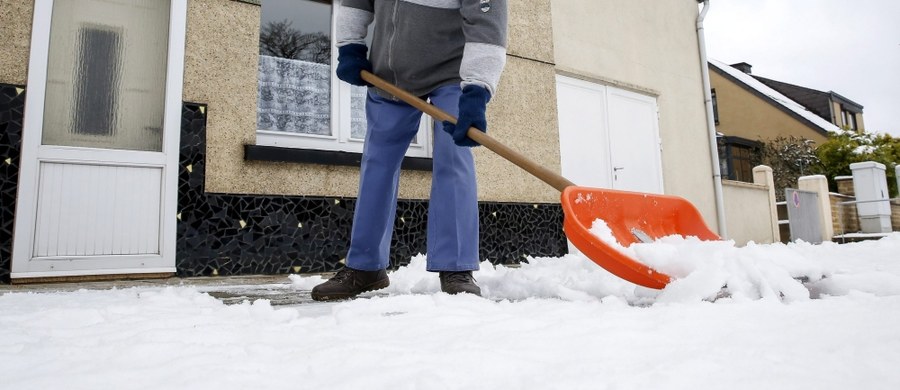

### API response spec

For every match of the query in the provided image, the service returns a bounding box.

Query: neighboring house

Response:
[709,60,843,182]
[754,72,865,134]
[0,0,721,283]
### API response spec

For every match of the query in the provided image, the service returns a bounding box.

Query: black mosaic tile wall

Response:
[176,104,567,277]
[0,84,25,283]
[0,94,566,282]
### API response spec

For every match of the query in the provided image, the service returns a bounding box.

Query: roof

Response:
[709,59,841,135]
[752,76,834,122]
[755,76,864,118]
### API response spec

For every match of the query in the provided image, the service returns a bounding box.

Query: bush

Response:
[758,136,822,201]
[816,132,899,197]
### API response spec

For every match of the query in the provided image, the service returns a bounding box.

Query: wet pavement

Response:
[0,274,391,306]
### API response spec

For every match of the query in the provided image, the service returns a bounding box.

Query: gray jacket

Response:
[337,0,508,97]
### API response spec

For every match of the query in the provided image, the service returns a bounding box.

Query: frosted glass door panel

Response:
[41,0,171,152]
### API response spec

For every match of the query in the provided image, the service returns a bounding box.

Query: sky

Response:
[702,0,900,136]
[3,234,900,389]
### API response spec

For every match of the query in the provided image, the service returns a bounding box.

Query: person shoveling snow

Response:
[310,0,509,301]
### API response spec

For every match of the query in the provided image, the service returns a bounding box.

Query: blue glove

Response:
[442,85,491,147]
[336,43,372,86]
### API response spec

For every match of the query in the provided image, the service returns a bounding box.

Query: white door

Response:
[605,87,664,193]
[12,0,187,279]
[555,75,664,194]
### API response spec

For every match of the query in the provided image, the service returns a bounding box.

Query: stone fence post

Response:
[752,165,779,243]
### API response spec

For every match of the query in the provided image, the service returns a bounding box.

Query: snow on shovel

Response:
[361,71,721,289]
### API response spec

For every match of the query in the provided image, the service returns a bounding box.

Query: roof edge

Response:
[709,62,833,137]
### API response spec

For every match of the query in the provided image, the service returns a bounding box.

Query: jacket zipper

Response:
[387,0,400,98]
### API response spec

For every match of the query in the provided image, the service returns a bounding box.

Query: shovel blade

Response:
[561,186,721,289]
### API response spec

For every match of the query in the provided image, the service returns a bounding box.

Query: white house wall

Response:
[550,0,719,231]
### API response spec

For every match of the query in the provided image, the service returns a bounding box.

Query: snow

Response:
[708,59,842,134]
[3,234,900,389]
[854,144,876,155]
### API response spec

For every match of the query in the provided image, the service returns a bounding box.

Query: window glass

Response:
[258,0,334,136]
[42,0,170,152]
[256,0,429,157]
[841,109,857,131]
[711,89,719,125]
[726,143,757,182]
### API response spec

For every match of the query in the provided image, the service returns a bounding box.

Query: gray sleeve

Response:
[336,0,374,47]
[459,0,508,95]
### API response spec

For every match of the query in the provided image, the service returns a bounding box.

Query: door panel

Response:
[555,76,613,188]
[33,163,162,257]
[607,88,664,194]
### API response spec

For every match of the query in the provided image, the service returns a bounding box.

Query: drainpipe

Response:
[696,0,728,238]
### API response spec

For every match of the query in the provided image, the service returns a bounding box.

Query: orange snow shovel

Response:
[361,71,721,289]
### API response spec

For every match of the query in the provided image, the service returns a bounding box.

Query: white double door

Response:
[12,0,187,279]
[556,75,664,194]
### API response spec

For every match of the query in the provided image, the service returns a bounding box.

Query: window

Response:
[718,136,761,183]
[711,88,719,125]
[256,0,432,158]
[841,108,857,131]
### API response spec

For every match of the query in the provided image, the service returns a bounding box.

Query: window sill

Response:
[244,145,433,171]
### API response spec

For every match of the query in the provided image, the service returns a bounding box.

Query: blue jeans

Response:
[346,85,479,272]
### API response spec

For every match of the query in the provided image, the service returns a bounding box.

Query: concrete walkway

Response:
[0,274,343,306]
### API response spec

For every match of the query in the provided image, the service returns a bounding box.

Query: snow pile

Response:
[588,218,827,302]
[293,231,900,305]
[291,254,640,304]
[588,219,900,303]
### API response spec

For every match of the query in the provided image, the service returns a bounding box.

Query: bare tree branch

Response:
[260,20,331,64]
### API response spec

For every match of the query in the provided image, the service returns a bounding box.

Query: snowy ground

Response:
[3,234,900,389]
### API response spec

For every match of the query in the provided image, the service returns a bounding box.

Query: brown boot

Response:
[311,267,390,301]
[439,271,481,296]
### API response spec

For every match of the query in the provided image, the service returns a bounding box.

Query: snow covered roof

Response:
[709,59,842,135]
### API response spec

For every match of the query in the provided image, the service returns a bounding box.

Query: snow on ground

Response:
[3,234,900,389]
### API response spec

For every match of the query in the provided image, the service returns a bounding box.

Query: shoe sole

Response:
[442,288,482,297]
[310,278,390,301]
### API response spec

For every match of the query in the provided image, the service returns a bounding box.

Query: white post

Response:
[753,165,780,243]
[850,162,892,233]
[798,175,834,242]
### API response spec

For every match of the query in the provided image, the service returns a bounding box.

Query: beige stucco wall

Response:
[855,112,866,133]
[183,0,559,203]
[484,0,560,203]
[0,0,34,85]
[711,70,828,144]
[550,0,720,230]
[723,180,777,245]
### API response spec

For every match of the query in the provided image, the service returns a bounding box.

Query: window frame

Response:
[719,136,761,183]
[840,108,857,131]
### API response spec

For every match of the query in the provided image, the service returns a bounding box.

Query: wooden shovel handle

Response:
[361,71,575,193]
